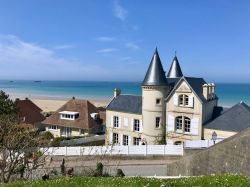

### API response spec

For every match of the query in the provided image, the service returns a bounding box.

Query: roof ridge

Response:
[238,102,250,112]
[212,102,250,120]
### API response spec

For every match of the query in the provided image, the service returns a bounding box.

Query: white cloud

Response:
[96,37,116,42]
[97,48,118,53]
[53,44,75,50]
[113,0,127,21]
[121,56,133,61]
[125,42,140,50]
[0,35,104,80]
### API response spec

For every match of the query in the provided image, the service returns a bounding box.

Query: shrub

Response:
[43,131,54,140]
[60,158,66,176]
[50,137,65,147]
[94,162,103,177]
[116,169,125,177]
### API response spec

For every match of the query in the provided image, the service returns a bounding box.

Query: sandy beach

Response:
[9,94,109,112]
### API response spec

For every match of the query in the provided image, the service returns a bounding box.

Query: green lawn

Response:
[2,174,250,187]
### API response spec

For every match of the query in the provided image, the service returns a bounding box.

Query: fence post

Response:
[65,146,67,156]
[128,145,129,155]
[164,144,166,155]
[145,145,147,156]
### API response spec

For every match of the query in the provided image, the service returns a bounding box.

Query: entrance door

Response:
[61,127,72,137]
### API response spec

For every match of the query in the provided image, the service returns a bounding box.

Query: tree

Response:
[0,91,49,183]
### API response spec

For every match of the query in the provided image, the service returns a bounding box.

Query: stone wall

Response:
[167,128,250,176]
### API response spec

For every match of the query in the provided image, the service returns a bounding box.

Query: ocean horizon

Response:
[0,80,250,107]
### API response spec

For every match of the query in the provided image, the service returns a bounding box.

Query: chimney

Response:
[211,83,215,99]
[202,84,209,100]
[114,88,121,98]
[25,97,29,100]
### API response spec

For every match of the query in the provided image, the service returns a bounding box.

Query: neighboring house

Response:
[16,98,46,129]
[42,98,104,137]
[106,49,218,145]
[204,102,250,140]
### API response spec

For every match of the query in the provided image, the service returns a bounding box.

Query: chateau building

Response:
[106,49,218,145]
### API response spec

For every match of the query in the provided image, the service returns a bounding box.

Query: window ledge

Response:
[175,130,183,134]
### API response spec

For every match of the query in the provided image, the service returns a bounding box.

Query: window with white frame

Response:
[133,137,141,145]
[49,125,57,130]
[113,133,119,144]
[113,116,119,128]
[133,119,140,131]
[155,117,160,128]
[123,135,129,146]
[179,95,189,106]
[184,117,191,132]
[175,116,191,133]
[176,116,183,131]
[60,111,79,120]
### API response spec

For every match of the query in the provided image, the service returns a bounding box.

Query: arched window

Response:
[176,116,183,131]
[184,117,191,132]
[175,116,191,133]
[179,95,189,106]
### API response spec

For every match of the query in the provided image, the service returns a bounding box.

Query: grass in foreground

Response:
[1,174,250,187]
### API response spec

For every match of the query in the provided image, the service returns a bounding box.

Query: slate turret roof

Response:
[142,48,168,86]
[167,56,183,78]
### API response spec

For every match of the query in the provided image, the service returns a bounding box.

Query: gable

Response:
[165,77,207,104]
[176,80,192,93]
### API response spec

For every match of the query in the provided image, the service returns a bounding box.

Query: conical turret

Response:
[167,56,183,78]
[142,48,168,86]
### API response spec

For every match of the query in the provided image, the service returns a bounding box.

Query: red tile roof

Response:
[16,99,46,124]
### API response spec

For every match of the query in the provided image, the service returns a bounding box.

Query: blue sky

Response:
[0,0,250,83]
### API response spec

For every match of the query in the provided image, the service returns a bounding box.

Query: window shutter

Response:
[191,118,199,135]
[120,134,123,146]
[124,118,128,127]
[128,136,131,146]
[111,116,113,127]
[131,118,134,131]
[118,117,122,128]
[140,120,143,133]
[109,132,113,145]
[173,94,178,106]
[167,115,175,132]
[188,96,194,107]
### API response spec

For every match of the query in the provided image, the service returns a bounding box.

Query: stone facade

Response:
[106,50,218,145]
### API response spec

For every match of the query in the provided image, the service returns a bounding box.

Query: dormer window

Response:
[179,95,189,106]
[59,111,79,120]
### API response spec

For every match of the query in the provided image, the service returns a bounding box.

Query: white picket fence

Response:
[184,139,223,148]
[44,145,183,156]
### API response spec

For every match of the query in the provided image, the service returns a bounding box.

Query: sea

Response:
[0,80,250,107]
